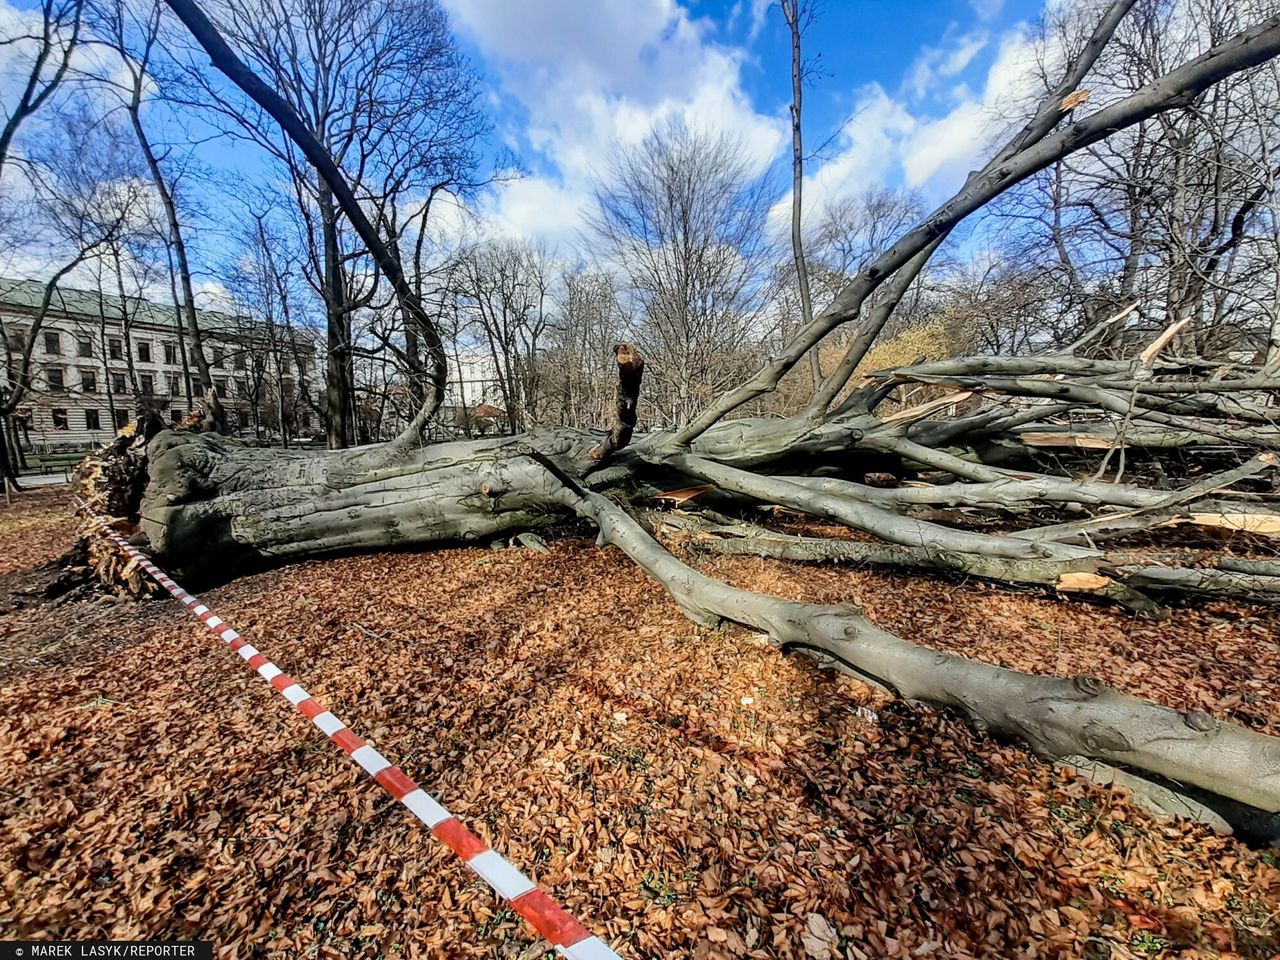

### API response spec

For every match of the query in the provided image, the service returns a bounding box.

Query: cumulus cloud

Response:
[794,18,1042,209]
[440,0,786,246]
[906,30,990,100]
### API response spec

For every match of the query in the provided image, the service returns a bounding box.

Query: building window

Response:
[164,342,178,364]
[51,408,69,430]
[234,351,246,371]
[170,408,184,423]
[108,338,123,360]
[80,369,97,393]
[46,367,65,392]
[214,378,227,397]
[167,373,181,395]
[77,337,93,358]
[113,408,129,430]
[300,411,311,429]
[140,374,154,395]
[212,347,224,369]
[6,331,25,353]
[137,341,152,363]
[43,331,61,355]
[111,372,127,393]
[85,409,100,431]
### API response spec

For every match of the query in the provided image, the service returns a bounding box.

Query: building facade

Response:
[0,278,319,453]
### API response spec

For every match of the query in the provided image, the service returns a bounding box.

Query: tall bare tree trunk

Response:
[318,185,353,448]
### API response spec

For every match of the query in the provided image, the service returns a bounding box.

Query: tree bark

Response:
[123,0,1280,845]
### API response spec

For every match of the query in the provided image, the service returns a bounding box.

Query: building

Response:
[0,277,319,453]
[439,351,507,434]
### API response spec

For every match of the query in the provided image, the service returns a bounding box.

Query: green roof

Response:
[0,276,247,334]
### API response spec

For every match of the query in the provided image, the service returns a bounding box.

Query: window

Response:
[80,369,97,393]
[234,351,246,371]
[140,374,154,395]
[280,357,291,375]
[214,378,227,397]
[164,342,177,364]
[111,372,127,393]
[170,408,184,423]
[300,411,312,429]
[77,337,93,358]
[113,408,129,430]
[137,341,152,363]
[212,347,224,369]
[46,367,65,392]
[108,338,123,360]
[233,377,245,396]
[43,331,62,355]
[167,373,181,395]
[51,408,69,430]
[6,330,25,353]
[85,409,100,431]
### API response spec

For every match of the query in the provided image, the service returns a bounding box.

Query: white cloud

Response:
[774,84,916,227]
[441,0,786,245]
[792,19,1041,209]
[476,175,590,249]
[970,0,1007,22]
[900,99,990,187]
[747,0,772,41]
[907,30,990,100]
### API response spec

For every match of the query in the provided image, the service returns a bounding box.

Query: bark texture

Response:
[102,0,1280,845]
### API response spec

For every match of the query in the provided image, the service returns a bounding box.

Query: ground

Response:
[0,489,1277,959]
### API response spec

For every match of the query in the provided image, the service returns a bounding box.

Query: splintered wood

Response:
[72,423,162,598]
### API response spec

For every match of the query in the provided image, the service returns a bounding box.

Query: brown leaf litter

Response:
[0,489,1276,959]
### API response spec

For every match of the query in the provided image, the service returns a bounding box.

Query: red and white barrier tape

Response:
[76,500,621,960]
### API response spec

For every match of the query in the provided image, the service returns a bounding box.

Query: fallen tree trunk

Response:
[140,430,564,569]
[67,0,1278,847]
[81,417,1277,842]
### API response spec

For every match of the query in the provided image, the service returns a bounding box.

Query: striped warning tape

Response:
[75,499,621,960]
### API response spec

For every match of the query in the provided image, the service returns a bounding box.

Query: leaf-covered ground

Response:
[0,488,1277,959]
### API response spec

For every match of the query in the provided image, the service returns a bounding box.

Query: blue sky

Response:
[2,0,1055,295]
[431,0,1049,248]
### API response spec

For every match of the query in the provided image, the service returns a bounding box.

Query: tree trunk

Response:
[319,184,353,450]
[131,0,1280,846]
[129,100,222,432]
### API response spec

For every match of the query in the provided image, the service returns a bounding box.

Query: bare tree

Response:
[589,119,777,427]
[540,267,629,429]
[169,0,484,448]
[992,0,1280,360]
[780,0,822,388]
[0,0,83,178]
[84,0,1280,841]
[88,0,225,429]
[449,238,552,433]
[0,105,146,490]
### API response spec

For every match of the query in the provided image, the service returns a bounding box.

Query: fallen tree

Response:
[79,0,1280,842]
